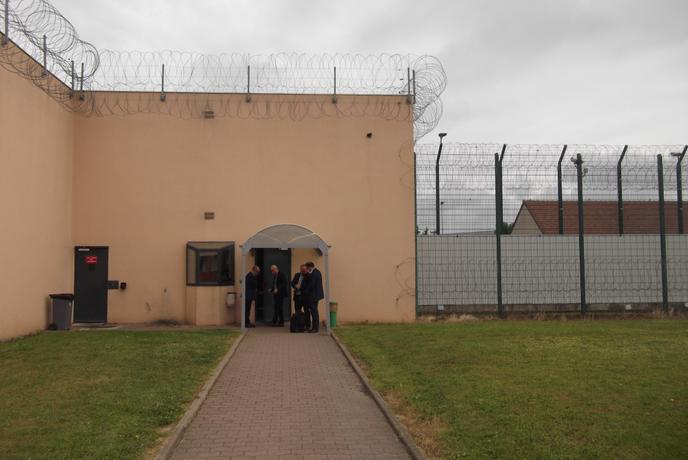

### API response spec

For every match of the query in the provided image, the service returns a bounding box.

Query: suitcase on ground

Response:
[290,312,306,333]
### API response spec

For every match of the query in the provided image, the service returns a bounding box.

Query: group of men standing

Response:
[244,261,324,333]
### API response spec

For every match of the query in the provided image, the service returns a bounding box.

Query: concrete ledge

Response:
[331,331,426,460]
[418,302,687,315]
[154,330,247,460]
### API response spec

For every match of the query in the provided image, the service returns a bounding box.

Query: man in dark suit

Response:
[270,265,288,327]
[305,261,324,333]
[244,265,260,328]
[291,264,311,329]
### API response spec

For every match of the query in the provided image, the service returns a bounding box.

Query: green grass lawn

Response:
[337,320,688,460]
[0,329,236,460]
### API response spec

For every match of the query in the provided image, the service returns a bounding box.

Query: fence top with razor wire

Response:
[0,0,446,139]
[415,143,686,235]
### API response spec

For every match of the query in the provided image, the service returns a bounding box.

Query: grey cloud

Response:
[52,0,688,143]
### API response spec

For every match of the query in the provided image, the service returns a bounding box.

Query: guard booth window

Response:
[186,242,234,286]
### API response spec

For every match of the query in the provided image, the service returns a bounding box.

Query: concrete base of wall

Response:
[418,302,688,316]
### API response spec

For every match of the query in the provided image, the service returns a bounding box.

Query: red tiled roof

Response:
[521,200,686,235]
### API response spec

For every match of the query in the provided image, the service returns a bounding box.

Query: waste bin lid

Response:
[49,293,74,301]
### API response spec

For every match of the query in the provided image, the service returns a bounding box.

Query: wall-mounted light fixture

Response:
[204,212,215,220]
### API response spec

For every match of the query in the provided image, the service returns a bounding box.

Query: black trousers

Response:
[294,295,311,329]
[245,296,254,326]
[309,300,320,331]
[272,296,285,325]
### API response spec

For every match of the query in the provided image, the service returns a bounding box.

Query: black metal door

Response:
[74,246,108,323]
[260,249,291,324]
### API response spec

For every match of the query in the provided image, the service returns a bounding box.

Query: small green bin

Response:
[329,302,338,328]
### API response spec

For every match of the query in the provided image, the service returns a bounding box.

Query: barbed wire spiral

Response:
[0,0,446,140]
[415,143,685,234]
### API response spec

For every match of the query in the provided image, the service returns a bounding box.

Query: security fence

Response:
[415,143,688,315]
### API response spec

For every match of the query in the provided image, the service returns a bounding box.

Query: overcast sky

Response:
[54,0,688,145]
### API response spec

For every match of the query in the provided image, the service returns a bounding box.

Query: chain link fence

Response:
[415,143,688,315]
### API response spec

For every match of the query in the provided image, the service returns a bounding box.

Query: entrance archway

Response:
[241,224,330,334]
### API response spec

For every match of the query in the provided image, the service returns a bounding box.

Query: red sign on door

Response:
[85,255,98,265]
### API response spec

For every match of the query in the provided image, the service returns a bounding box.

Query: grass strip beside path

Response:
[0,329,236,459]
[337,320,688,459]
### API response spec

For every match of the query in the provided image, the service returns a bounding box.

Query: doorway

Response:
[241,224,330,334]
[74,246,109,323]
[254,248,291,324]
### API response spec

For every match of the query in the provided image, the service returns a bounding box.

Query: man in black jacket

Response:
[291,264,310,329]
[244,265,260,328]
[304,261,324,333]
[270,265,288,327]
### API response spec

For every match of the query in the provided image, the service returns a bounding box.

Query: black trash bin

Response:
[49,294,74,331]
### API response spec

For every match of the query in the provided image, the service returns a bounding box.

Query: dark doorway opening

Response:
[74,246,109,323]
[254,248,291,324]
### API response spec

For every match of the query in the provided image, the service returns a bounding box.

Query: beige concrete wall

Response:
[0,62,74,340]
[73,92,416,326]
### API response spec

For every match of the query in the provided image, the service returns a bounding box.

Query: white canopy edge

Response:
[241,224,329,255]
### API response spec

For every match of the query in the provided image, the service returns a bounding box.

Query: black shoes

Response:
[245,323,255,328]
[307,328,319,334]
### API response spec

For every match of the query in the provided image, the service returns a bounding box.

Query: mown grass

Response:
[337,320,688,459]
[0,329,236,459]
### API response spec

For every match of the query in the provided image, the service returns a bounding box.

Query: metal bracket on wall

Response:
[332,66,337,104]
[70,60,75,98]
[160,63,166,102]
[79,61,85,101]
[245,65,252,102]
[2,0,8,46]
[42,34,47,76]
[406,67,412,104]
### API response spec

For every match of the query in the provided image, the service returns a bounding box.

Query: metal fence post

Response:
[160,63,166,101]
[70,60,74,97]
[79,62,84,100]
[676,145,687,234]
[245,65,251,102]
[414,149,419,318]
[617,145,628,235]
[332,66,337,104]
[2,0,8,46]
[557,145,568,234]
[435,136,446,235]
[42,34,47,76]
[575,154,587,315]
[406,67,412,104]
[657,154,669,313]
[495,153,504,317]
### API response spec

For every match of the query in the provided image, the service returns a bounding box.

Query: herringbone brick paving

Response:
[170,327,410,460]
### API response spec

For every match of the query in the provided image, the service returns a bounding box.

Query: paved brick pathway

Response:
[170,327,410,460]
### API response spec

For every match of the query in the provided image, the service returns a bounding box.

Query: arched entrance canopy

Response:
[241,224,331,334]
[241,224,329,255]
